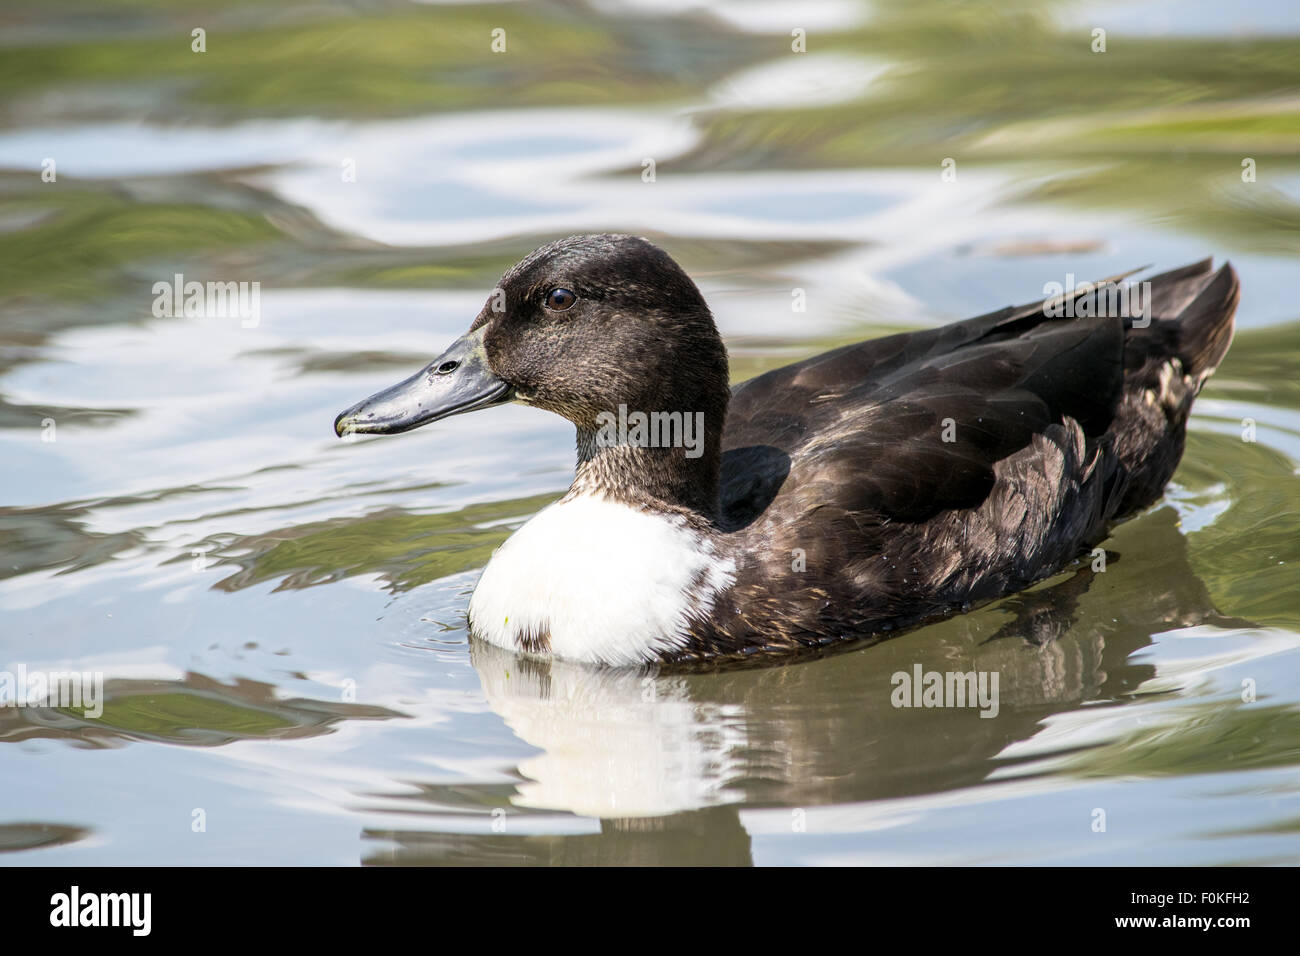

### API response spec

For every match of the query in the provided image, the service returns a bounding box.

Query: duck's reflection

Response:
[365,504,1249,864]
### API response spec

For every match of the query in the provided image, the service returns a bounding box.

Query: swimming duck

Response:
[334,235,1239,667]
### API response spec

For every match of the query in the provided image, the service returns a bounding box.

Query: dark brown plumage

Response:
[686,254,1239,661]
[335,235,1239,666]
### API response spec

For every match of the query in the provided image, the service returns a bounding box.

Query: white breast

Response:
[467,493,735,666]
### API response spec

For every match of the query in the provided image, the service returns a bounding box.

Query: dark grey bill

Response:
[333,327,511,437]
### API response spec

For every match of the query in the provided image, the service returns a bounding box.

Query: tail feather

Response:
[1108,258,1239,518]
[1141,259,1239,385]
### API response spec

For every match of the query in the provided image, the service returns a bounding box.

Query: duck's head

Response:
[334,235,730,511]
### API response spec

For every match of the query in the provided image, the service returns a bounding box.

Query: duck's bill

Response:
[333,327,512,437]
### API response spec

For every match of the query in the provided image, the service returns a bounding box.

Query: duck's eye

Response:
[544,288,577,312]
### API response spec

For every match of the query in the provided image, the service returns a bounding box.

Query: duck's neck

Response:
[570,419,723,522]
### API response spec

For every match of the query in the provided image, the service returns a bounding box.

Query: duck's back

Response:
[687,259,1239,660]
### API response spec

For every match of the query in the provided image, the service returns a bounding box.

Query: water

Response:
[2,0,1299,865]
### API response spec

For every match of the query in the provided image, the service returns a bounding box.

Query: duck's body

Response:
[336,236,1239,667]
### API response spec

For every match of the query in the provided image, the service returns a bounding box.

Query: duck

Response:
[334,235,1239,667]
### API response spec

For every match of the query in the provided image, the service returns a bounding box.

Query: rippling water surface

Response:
[2,0,1299,865]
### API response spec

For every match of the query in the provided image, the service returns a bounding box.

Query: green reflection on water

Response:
[0,3,754,118]
[206,491,561,593]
